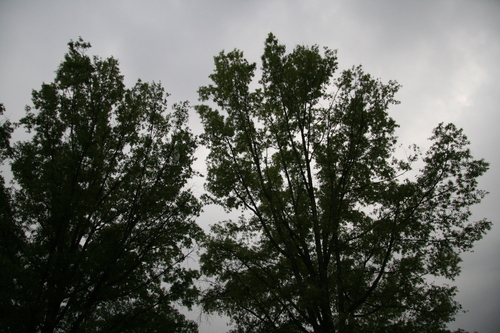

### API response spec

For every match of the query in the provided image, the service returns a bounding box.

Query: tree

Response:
[1,39,202,332]
[197,33,490,333]
[0,103,25,331]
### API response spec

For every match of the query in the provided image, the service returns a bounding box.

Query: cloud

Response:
[1,1,499,331]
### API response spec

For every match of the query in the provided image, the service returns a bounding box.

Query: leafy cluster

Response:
[0,39,201,332]
[197,34,490,333]
[0,34,490,333]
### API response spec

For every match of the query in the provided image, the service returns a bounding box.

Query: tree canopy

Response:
[0,34,491,333]
[0,39,202,332]
[197,33,490,333]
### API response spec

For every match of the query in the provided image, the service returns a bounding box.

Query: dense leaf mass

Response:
[0,39,201,332]
[0,34,489,333]
[197,34,490,333]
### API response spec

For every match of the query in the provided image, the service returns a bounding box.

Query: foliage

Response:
[197,33,490,333]
[0,39,202,332]
[0,103,24,332]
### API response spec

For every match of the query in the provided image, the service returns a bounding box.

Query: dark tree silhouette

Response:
[0,39,201,333]
[197,34,490,333]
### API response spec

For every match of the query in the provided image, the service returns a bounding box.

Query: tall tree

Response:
[2,39,202,332]
[0,103,25,331]
[197,33,490,333]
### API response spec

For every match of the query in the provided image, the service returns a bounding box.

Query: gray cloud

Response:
[1,1,499,332]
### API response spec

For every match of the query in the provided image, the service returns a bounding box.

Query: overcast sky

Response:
[1,1,499,332]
